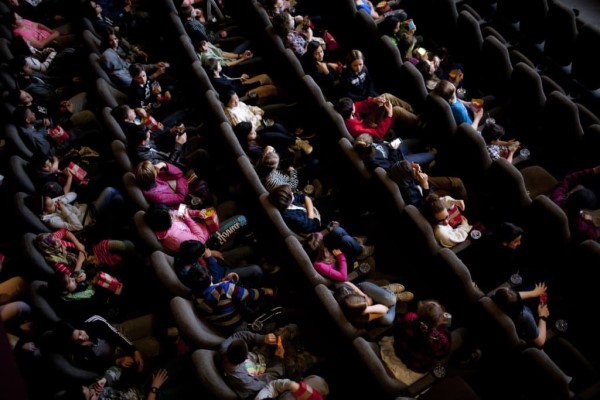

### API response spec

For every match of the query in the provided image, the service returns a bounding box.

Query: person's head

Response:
[128,124,151,147]
[25,194,44,216]
[56,320,90,345]
[424,193,449,226]
[378,15,401,37]
[268,184,294,211]
[341,293,368,315]
[353,133,374,159]
[415,299,445,332]
[416,59,435,80]
[112,104,136,122]
[306,40,324,62]
[9,36,33,57]
[388,160,420,189]
[432,80,456,103]
[497,222,524,250]
[129,63,147,86]
[265,0,284,14]
[134,160,157,190]
[481,123,505,145]
[303,232,326,261]
[272,11,293,36]
[101,28,119,50]
[335,97,355,119]
[203,57,221,77]
[492,286,522,318]
[233,121,255,146]
[42,181,64,198]
[30,153,53,172]
[144,203,173,231]
[222,90,239,108]
[175,239,206,269]
[59,273,78,294]
[86,0,102,18]
[42,195,57,214]
[346,49,365,74]
[179,1,194,18]
[398,33,417,59]
[10,88,33,107]
[13,106,36,126]
[258,150,280,171]
[566,187,598,218]
[10,54,31,76]
[226,339,249,365]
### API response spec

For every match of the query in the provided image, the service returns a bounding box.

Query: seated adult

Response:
[267,184,322,235]
[333,281,402,328]
[99,29,169,89]
[127,63,177,120]
[300,40,341,99]
[423,193,471,249]
[7,11,71,50]
[353,132,435,170]
[233,122,296,164]
[218,326,318,398]
[134,161,188,207]
[491,283,550,347]
[387,160,467,210]
[193,30,255,76]
[272,11,312,57]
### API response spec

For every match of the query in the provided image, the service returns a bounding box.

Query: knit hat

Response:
[301,375,329,398]
[226,339,248,365]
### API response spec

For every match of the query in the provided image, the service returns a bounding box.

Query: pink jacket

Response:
[143,163,188,207]
[155,213,210,253]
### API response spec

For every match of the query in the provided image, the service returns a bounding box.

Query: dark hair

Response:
[481,123,505,145]
[8,88,24,106]
[388,160,415,189]
[303,232,324,262]
[492,287,522,319]
[25,194,44,215]
[305,40,322,61]
[9,36,33,57]
[179,2,194,18]
[203,57,220,77]
[233,121,253,147]
[175,240,206,269]
[5,11,17,26]
[432,80,455,102]
[221,89,238,106]
[397,33,417,60]
[341,293,368,316]
[9,54,28,73]
[335,97,354,119]
[100,27,117,50]
[268,184,294,212]
[353,133,374,160]
[416,60,435,81]
[112,104,131,121]
[423,193,446,224]
[127,124,150,147]
[184,262,212,292]
[226,339,249,365]
[189,29,208,46]
[497,222,524,244]
[144,203,173,231]
[128,63,145,78]
[346,49,365,66]
[378,15,400,37]
[272,11,292,38]
[566,187,598,218]
[12,105,31,125]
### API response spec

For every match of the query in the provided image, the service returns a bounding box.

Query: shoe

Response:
[384,283,405,294]
[397,291,414,302]
[167,327,179,338]
[352,236,368,245]
[293,138,313,154]
[357,244,375,260]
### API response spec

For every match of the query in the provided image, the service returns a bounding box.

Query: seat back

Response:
[192,349,238,400]
[170,297,226,349]
[8,154,36,194]
[544,0,578,69]
[150,251,191,298]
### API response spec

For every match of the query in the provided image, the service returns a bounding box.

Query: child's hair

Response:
[481,123,505,145]
[233,121,253,147]
[127,124,150,147]
[111,104,131,121]
[203,57,220,77]
[432,80,455,102]
[134,160,156,190]
[128,63,145,79]
[144,203,173,231]
[341,293,368,315]
[175,240,206,269]
[185,262,212,292]
[346,49,365,66]
[378,15,400,37]
[397,33,417,59]
[304,40,322,61]
[268,184,294,212]
[221,89,238,106]
[353,133,374,159]
[303,233,328,262]
[566,188,598,218]
[335,97,354,119]
[497,222,524,244]
[492,287,522,319]
[415,299,444,333]
[423,193,446,224]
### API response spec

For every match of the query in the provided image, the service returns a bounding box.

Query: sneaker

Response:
[293,138,313,154]
[352,236,368,245]
[384,283,405,294]
[397,291,414,302]
[357,244,375,260]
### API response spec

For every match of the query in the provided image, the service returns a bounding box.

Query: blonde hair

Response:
[134,160,157,190]
[353,133,374,159]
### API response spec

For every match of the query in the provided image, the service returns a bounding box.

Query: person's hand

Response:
[209,249,224,261]
[455,199,465,211]
[275,336,285,358]
[92,377,106,395]
[157,61,170,69]
[163,91,172,102]
[223,272,239,283]
[134,350,144,372]
[242,50,253,60]
[460,215,469,225]
[175,132,187,144]
[473,107,484,119]
[416,171,428,187]
[75,272,86,282]
[264,333,277,345]
[155,162,167,170]
[55,199,65,211]
[262,288,275,296]
[332,249,342,256]
[533,282,548,297]
[582,211,594,221]
[136,108,148,118]
[241,73,250,81]
[384,99,393,117]
[327,221,340,232]
[219,30,228,38]
[117,356,135,368]
[538,303,550,318]
[151,369,169,390]
[43,118,52,127]
[257,108,265,116]
[74,241,86,253]
[151,82,162,95]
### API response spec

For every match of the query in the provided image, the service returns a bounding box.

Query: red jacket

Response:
[344,97,392,139]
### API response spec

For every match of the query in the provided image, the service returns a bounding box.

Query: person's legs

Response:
[228,264,263,288]
[91,187,123,214]
[400,138,436,165]
[428,176,468,201]
[0,301,31,323]
[357,282,396,308]
[0,277,29,303]
[116,314,161,359]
